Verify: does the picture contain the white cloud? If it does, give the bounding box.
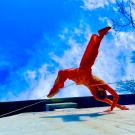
[124,62,135,79]
[98,17,113,27]
[51,37,83,68]
[19,21,93,99]
[26,64,56,100]
[98,16,135,50]
[112,31,135,80]
[112,31,135,50]
[20,18,135,100]
[25,70,37,80]
[52,21,91,69]
[81,0,115,10]
[93,16,135,86]
[131,8,135,25]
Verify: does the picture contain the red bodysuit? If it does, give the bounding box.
[47,27,129,111]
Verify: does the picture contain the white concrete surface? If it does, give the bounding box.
[0,105,135,135]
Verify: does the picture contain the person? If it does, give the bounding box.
[47,27,129,112]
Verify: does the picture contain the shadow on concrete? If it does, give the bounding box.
[40,111,114,122]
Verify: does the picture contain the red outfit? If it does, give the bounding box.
[47,27,129,111]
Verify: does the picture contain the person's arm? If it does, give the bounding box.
[111,94,119,111]
[104,84,119,111]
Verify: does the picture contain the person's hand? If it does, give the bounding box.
[103,107,112,112]
[120,105,129,110]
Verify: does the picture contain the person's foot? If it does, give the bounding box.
[98,27,111,37]
[47,86,59,98]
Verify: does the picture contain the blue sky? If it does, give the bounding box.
[0,0,135,102]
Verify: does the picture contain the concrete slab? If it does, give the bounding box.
[0,105,135,135]
[46,102,78,111]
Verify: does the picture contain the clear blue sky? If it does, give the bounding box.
[0,0,134,102]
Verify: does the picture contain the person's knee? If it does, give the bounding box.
[58,70,64,77]
[58,70,65,76]
[58,70,67,83]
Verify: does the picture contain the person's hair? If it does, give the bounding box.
[96,87,107,99]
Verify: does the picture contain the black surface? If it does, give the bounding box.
[0,94,135,118]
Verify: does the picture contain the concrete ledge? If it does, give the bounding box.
[1,94,135,117]
[46,102,78,111]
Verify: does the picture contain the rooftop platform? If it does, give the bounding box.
[0,104,135,135]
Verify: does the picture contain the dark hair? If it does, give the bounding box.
[96,87,107,99]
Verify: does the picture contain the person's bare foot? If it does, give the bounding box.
[47,86,59,98]
[98,27,111,37]
[47,90,55,98]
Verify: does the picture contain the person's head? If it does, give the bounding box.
[96,87,107,100]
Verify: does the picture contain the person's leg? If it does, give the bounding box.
[98,27,111,38]
[47,70,68,98]
[47,68,77,98]
[79,27,111,70]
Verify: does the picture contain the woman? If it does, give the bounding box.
[47,27,129,112]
